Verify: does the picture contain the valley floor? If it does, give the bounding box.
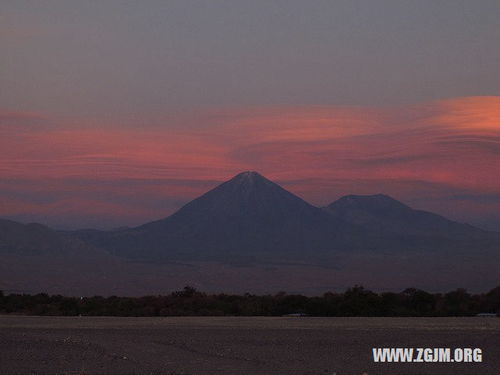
[1,316,499,374]
[1,253,499,296]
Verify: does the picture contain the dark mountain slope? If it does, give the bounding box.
[0,219,66,255]
[324,194,485,237]
[324,194,500,253]
[0,219,98,256]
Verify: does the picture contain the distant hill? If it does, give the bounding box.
[323,194,500,253]
[324,194,485,238]
[0,219,67,255]
[0,218,102,257]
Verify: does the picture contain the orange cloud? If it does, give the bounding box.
[433,96,500,130]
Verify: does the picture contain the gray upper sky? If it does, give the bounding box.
[2,0,500,118]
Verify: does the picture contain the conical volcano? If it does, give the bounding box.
[155,171,329,231]
[96,171,356,261]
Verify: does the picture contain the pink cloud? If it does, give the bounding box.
[0,97,499,228]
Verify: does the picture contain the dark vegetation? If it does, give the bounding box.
[1,286,499,317]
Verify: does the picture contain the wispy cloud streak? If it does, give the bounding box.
[0,96,499,229]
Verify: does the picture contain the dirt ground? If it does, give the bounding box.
[1,316,499,375]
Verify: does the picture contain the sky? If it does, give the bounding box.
[1,1,500,230]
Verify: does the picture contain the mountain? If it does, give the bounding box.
[324,194,484,237]
[84,171,362,262]
[0,219,67,255]
[323,194,498,252]
[0,218,98,256]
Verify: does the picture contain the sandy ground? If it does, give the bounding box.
[1,316,499,375]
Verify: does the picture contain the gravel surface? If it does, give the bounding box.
[1,316,499,374]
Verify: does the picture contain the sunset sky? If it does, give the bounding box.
[1,1,500,230]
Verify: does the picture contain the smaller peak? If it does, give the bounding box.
[369,194,398,201]
[328,194,409,210]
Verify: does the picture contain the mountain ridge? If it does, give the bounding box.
[2,171,498,263]
[65,171,499,263]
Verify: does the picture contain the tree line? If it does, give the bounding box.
[0,286,499,317]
